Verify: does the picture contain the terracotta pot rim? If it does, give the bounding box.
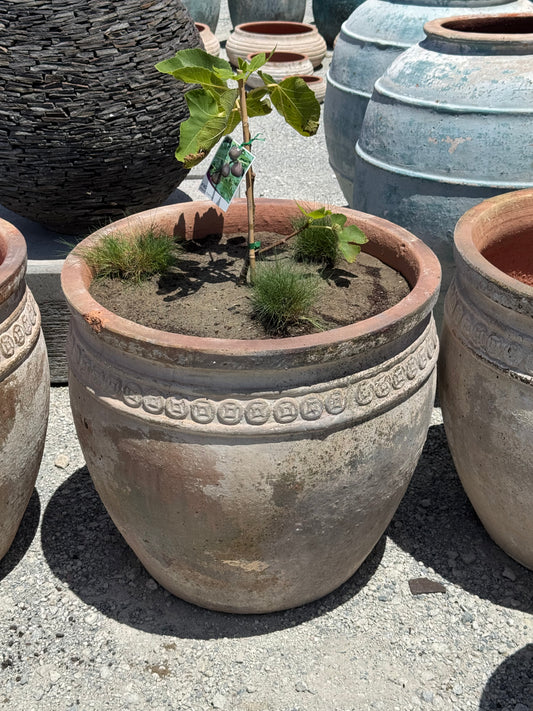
[0,218,26,298]
[454,188,533,298]
[424,13,533,45]
[246,51,310,62]
[236,20,316,36]
[61,198,441,357]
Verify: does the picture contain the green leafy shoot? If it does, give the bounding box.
[155,48,320,168]
[293,203,368,264]
[251,260,322,335]
[79,228,177,283]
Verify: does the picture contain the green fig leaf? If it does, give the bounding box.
[246,52,268,75]
[338,225,369,263]
[175,87,239,167]
[246,87,273,117]
[259,74,320,137]
[156,49,232,93]
[329,213,347,228]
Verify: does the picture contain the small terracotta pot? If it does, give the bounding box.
[245,51,314,88]
[226,21,327,69]
[286,74,326,102]
[196,22,220,56]
[62,198,441,613]
[0,219,49,562]
[439,188,533,569]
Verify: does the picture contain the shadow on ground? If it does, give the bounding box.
[388,423,533,613]
[41,466,384,639]
[479,644,533,710]
[0,490,40,582]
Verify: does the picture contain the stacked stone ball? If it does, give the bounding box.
[0,0,200,233]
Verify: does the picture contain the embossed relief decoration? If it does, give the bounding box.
[71,322,439,433]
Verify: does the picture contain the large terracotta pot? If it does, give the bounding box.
[61,199,441,613]
[183,0,221,32]
[324,0,529,205]
[0,219,49,561]
[228,0,306,26]
[352,13,533,329]
[0,0,200,233]
[226,21,327,68]
[439,189,533,570]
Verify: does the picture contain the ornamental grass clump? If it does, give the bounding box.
[250,261,322,334]
[81,229,177,283]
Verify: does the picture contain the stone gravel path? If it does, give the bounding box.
[1,2,532,710]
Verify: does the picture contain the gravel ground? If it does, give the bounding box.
[1,2,532,710]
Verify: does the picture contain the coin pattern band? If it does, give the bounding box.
[446,281,533,384]
[70,319,439,435]
[0,290,40,382]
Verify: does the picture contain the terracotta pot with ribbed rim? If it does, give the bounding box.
[0,219,49,562]
[61,198,441,614]
[245,51,314,88]
[196,22,220,56]
[226,21,327,69]
[439,189,533,570]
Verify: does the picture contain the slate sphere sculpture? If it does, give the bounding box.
[0,0,200,234]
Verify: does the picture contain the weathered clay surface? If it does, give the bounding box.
[0,219,49,561]
[62,198,441,613]
[226,21,327,68]
[439,188,533,570]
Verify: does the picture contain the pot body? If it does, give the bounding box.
[246,52,314,88]
[0,0,200,233]
[352,13,533,329]
[312,0,361,47]
[183,0,221,31]
[226,21,327,68]
[62,199,441,613]
[228,0,306,26]
[0,219,49,561]
[324,0,530,204]
[439,189,533,569]
[197,22,221,56]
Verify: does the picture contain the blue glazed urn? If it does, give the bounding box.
[323,0,531,204]
[353,13,533,327]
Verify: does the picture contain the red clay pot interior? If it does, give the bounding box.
[239,21,313,35]
[441,15,533,35]
[482,230,533,286]
[248,51,307,62]
[461,193,533,288]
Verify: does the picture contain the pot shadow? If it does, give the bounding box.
[388,423,533,613]
[0,490,40,582]
[41,466,384,639]
[479,645,533,710]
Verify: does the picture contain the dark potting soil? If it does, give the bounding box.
[482,230,533,287]
[90,232,411,339]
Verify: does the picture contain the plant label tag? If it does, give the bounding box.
[199,137,255,212]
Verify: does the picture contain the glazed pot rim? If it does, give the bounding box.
[61,198,441,357]
[454,188,533,298]
[0,218,26,296]
[236,20,316,35]
[424,13,533,46]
